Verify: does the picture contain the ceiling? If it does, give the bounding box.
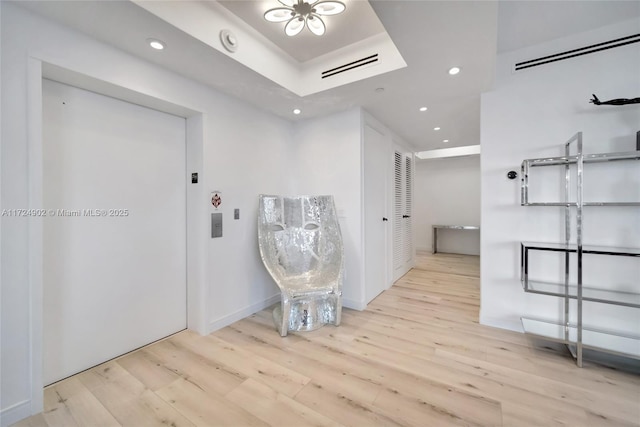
[14,1,640,152]
[497,1,640,54]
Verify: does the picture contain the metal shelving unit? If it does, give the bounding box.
[519,132,640,367]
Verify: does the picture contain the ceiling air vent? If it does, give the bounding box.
[514,33,640,72]
[321,54,379,79]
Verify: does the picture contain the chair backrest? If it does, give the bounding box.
[258,195,344,287]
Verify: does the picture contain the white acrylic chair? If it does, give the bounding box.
[258,195,344,336]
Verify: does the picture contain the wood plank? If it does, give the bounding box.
[214,322,382,405]
[431,349,640,424]
[116,348,181,392]
[155,378,268,427]
[372,388,501,427]
[292,333,505,427]
[307,333,591,424]
[145,336,247,396]
[225,378,343,427]
[293,381,405,427]
[172,332,311,398]
[43,377,119,427]
[80,361,194,427]
[10,413,49,427]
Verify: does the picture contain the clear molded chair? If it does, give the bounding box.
[258,195,344,336]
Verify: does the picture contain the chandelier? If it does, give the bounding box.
[264,0,346,37]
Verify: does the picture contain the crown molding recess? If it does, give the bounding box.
[416,145,481,160]
[132,0,406,97]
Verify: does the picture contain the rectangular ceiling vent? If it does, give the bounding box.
[514,33,640,72]
[321,54,379,79]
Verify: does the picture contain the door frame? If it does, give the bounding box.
[27,57,207,414]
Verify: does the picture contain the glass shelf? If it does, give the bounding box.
[521,317,640,359]
[522,280,640,308]
[522,202,640,207]
[521,242,640,256]
[521,150,640,206]
[523,151,640,167]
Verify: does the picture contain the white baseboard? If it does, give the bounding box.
[1,400,32,427]
[208,294,280,333]
[479,315,523,333]
[343,298,366,311]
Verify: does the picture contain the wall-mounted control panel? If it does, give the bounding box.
[211,212,223,238]
[234,208,240,220]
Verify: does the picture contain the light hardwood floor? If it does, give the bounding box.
[14,252,640,427]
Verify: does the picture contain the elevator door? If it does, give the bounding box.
[43,79,187,385]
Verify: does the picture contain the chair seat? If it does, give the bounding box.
[280,275,339,294]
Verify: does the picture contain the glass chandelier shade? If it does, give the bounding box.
[264,0,346,36]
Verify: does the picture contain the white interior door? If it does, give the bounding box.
[364,124,389,303]
[43,79,187,385]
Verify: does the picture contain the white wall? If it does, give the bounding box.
[480,18,640,332]
[291,108,365,309]
[1,3,293,422]
[413,155,481,255]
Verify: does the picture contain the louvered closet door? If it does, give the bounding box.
[393,152,403,271]
[403,155,413,263]
[393,150,414,279]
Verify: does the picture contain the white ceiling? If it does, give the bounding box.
[14,1,640,152]
[497,1,640,53]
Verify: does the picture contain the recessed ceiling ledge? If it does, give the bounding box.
[132,0,406,98]
[416,145,481,160]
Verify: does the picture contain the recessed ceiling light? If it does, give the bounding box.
[448,67,461,75]
[375,87,385,93]
[434,127,441,131]
[147,38,165,50]
[443,139,449,143]
[419,107,428,112]
[293,109,301,115]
